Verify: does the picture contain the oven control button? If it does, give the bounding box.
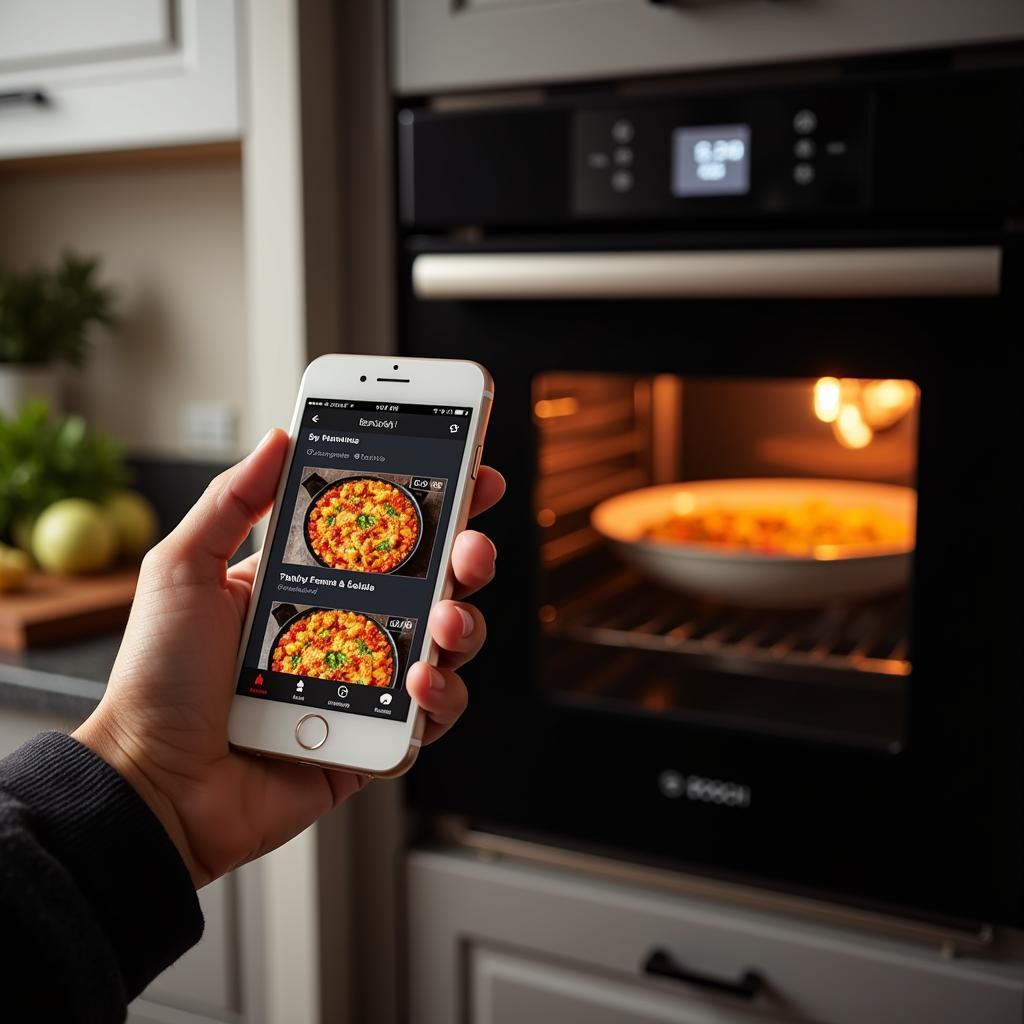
[295,713,329,750]
[658,769,685,799]
[793,163,815,186]
[611,170,634,192]
[793,138,816,159]
[611,119,634,144]
[793,109,817,134]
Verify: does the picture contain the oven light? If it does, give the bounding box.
[814,376,916,448]
[835,403,874,449]
[814,377,842,423]
[861,379,917,429]
[534,397,580,419]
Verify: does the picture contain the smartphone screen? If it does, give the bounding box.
[235,398,474,724]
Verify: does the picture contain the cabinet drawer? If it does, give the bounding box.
[0,0,240,159]
[394,0,1024,95]
[408,850,1024,1024]
[471,945,794,1024]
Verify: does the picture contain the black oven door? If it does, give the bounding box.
[401,235,1020,929]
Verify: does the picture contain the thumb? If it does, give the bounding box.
[159,428,290,580]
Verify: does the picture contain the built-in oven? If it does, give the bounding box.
[396,61,1022,929]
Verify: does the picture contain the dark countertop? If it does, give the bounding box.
[0,631,120,719]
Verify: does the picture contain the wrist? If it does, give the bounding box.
[73,711,203,888]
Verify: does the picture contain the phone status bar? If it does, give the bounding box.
[306,398,472,416]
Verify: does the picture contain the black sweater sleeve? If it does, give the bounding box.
[0,731,204,1023]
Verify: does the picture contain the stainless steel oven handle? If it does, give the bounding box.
[412,248,1001,300]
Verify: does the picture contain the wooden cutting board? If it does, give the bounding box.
[0,568,138,651]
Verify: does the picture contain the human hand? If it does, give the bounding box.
[74,429,504,888]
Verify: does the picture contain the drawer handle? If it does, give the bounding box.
[643,948,763,1000]
[0,89,49,108]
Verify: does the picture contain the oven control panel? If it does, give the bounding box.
[572,91,871,217]
[399,69,1020,227]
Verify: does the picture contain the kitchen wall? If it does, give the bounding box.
[0,157,248,458]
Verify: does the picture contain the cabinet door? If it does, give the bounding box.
[393,0,1024,94]
[470,946,787,1024]
[0,1,173,72]
[0,0,240,159]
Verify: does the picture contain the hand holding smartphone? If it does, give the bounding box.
[229,355,493,777]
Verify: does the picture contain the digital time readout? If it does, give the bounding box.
[672,123,751,197]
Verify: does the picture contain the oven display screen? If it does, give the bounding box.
[671,124,751,197]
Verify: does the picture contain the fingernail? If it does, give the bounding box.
[244,429,275,462]
[427,665,446,691]
[455,606,474,637]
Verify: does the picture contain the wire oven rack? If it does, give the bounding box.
[542,571,910,689]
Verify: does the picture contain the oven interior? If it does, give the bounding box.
[535,373,920,752]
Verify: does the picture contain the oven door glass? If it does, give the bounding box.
[535,373,919,751]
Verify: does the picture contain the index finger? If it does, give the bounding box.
[468,466,505,519]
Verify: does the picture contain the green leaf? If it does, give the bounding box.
[375,539,392,552]
[0,400,130,536]
[356,513,377,529]
[325,651,349,670]
[0,250,117,367]
[355,639,372,655]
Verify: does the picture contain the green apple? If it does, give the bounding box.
[32,499,117,575]
[104,490,158,559]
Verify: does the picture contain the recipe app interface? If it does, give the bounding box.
[236,397,474,724]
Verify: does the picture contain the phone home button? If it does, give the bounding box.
[295,714,329,750]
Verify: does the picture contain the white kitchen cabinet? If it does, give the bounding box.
[408,849,1024,1024]
[393,0,1024,95]
[0,0,241,159]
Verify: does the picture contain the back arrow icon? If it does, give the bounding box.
[312,414,319,422]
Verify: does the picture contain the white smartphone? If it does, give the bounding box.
[228,354,493,777]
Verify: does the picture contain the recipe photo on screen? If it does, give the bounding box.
[236,397,473,724]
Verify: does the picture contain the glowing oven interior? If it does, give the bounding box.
[534,374,920,750]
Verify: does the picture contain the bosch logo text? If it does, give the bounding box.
[658,770,751,808]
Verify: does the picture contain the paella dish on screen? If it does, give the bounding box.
[306,477,420,573]
[271,609,396,686]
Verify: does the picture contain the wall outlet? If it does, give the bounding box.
[183,401,238,452]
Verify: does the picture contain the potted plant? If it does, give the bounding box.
[0,251,117,416]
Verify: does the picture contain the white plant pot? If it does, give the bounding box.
[0,364,61,418]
